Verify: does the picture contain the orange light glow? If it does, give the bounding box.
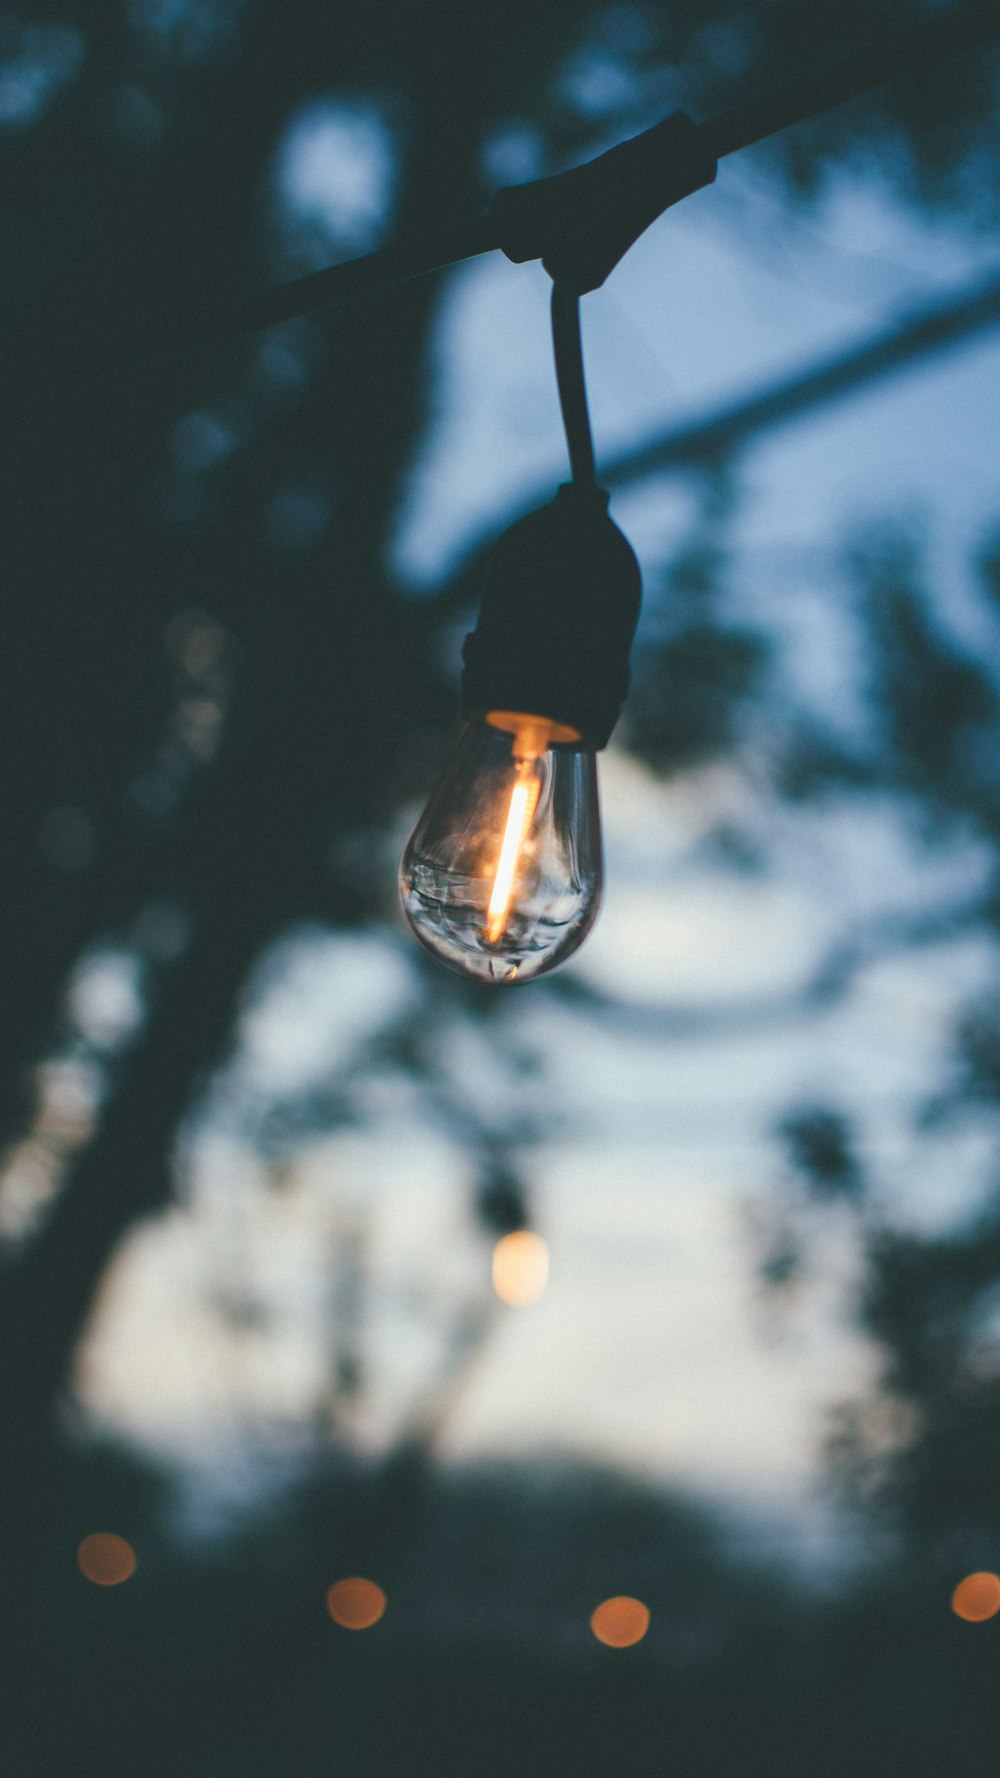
[590,1595,650,1648]
[326,1576,387,1630]
[77,1533,137,1587]
[952,1572,1000,1622]
[486,770,541,943]
[485,710,581,748]
[492,1230,549,1306]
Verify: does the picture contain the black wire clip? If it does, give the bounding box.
[486,111,717,296]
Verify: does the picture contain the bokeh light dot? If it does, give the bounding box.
[492,1230,549,1306]
[77,1533,137,1587]
[326,1576,387,1629]
[952,1572,1000,1622]
[590,1595,650,1648]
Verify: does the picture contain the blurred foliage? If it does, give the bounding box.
[2,0,1000,1770]
[624,476,773,775]
[15,1434,1000,1778]
[780,1105,863,1200]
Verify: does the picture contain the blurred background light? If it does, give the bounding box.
[590,1594,650,1647]
[491,1231,550,1306]
[326,1576,387,1629]
[76,1533,137,1587]
[951,1572,1000,1623]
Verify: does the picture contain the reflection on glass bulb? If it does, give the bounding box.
[400,710,602,984]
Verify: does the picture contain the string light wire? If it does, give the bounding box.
[551,284,597,488]
[239,1,1000,333]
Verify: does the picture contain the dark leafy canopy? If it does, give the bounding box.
[2,1,1000,1773]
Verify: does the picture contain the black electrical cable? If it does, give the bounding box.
[551,284,596,488]
[240,214,497,332]
[239,0,1000,332]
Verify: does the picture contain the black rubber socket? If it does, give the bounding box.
[461,485,642,751]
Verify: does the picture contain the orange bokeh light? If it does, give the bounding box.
[492,1230,549,1306]
[952,1572,1000,1622]
[590,1595,650,1648]
[326,1576,387,1630]
[77,1533,137,1587]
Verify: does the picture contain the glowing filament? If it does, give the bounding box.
[487,768,541,942]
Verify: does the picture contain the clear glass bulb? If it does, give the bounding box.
[400,710,603,984]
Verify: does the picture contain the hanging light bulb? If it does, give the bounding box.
[400,480,641,984]
[400,708,601,983]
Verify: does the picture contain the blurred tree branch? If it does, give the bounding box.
[430,270,1000,625]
